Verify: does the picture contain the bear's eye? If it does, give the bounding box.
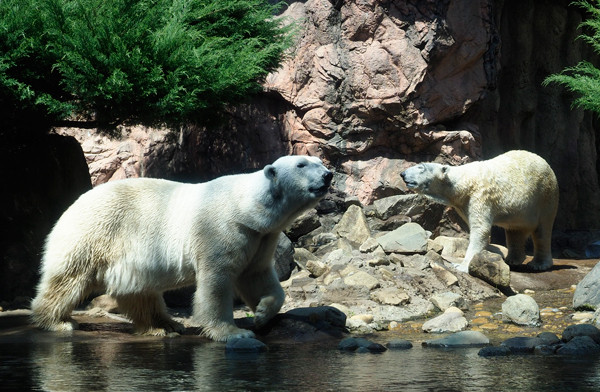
[297,162,306,168]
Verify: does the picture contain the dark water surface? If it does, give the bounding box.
[2,328,600,392]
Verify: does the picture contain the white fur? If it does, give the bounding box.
[401,150,559,272]
[31,155,332,341]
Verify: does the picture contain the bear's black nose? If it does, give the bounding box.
[400,171,406,180]
[324,171,333,185]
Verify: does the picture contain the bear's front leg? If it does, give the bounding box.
[236,267,285,329]
[192,272,255,342]
[457,213,493,273]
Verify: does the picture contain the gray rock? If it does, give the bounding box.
[274,233,295,281]
[423,331,490,348]
[372,194,424,220]
[371,287,410,306]
[468,251,510,288]
[556,336,600,356]
[501,294,541,326]
[285,210,321,241]
[306,259,329,278]
[87,294,119,313]
[262,306,347,342]
[431,236,469,258]
[562,323,600,344]
[422,311,468,333]
[293,247,318,270]
[376,222,430,254]
[537,331,561,346]
[338,337,387,353]
[284,306,347,329]
[430,262,459,287]
[573,261,600,310]
[430,292,467,311]
[343,270,380,291]
[386,339,413,350]
[501,336,546,354]
[225,338,268,353]
[333,205,371,246]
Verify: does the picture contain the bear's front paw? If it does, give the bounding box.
[452,262,470,273]
[48,319,79,332]
[203,324,256,342]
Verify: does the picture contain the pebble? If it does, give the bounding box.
[470,317,489,325]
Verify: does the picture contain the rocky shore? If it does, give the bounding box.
[2,195,600,358]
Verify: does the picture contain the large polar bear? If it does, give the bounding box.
[401,150,558,272]
[31,155,332,341]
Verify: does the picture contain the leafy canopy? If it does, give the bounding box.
[0,0,292,133]
[543,0,600,115]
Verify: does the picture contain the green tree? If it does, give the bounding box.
[0,0,292,135]
[543,0,600,115]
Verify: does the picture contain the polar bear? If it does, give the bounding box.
[31,155,332,341]
[401,150,558,272]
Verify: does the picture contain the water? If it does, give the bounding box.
[2,330,600,392]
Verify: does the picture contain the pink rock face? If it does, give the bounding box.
[263,0,489,203]
[267,0,489,142]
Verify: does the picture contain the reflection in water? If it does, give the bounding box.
[1,332,600,391]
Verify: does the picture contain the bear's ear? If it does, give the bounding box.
[264,165,277,180]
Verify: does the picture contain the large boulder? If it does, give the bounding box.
[501,294,541,326]
[573,261,600,310]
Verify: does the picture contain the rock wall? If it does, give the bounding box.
[62,0,599,231]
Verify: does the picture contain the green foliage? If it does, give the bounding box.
[0,0,292,133]
[543,0,600,115]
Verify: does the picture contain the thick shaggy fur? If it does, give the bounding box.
[401,150,559,272]
[31,155,332,341]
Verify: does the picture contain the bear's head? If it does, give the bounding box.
[263,155,333,205]
[401,162,449,195]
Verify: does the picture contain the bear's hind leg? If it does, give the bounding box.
[504,228,528,267]
[116,293,184,336]
[31,277,91,332]
[528,224,554,271]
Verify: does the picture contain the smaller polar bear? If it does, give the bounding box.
[31,155,332,341]
[401,150,558,272]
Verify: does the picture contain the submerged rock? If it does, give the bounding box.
[225,338,268,353]
[478,346,512,357]
[500,337,546,354]
[423,331,490,348]
[338,337,387,353]
[386,339,413,350]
